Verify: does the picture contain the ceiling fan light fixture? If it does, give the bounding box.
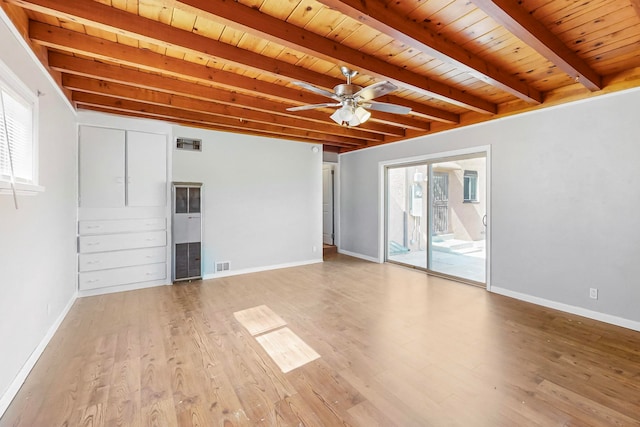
[291,67,408,127]
[330,104,371,127]
[330,105,354,125]
[330,108,344,125]
[352,106,371,125]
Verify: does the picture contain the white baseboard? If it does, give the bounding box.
[491,286,640,332]
[203,258,323,280]
[337,249,381,263]
[0,291,78,417]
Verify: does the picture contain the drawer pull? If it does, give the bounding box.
[87,260,101,265]
[145,255,154,258]
[145,238,155,241]
[87,279,100,283]
[86,225,101,229]
[145,272,155,276]
[87,242,101,246]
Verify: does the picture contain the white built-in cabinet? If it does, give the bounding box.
[79,126,166,208]
[77,125,169,293]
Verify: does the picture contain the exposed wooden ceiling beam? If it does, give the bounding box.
[63,74,386,142]
[36,32,428,132]
[10,0,489,114]
[78,104,349,149]
[184,0,540,105]
[72,93,366,147]
[631,0,640,18]
[32,25,426,134]
[12,0,329,85]
[177,0,498,113]
[471,0,602,91]
[47,53,416,135]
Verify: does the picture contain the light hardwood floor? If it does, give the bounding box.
[2,255,640,426]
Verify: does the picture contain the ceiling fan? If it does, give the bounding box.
[286,66,411,127]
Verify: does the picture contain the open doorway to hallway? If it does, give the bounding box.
[323,163,337,258]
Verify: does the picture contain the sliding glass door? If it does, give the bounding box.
[385,153,487,284]
[387,164,428,269]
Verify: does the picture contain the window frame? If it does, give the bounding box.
[0,58,42,195]
[463,170,478,203]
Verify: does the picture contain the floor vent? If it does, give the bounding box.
[216,261,230,272]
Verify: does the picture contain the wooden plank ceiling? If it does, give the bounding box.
[3,0,640,152]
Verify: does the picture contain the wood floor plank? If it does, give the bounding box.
[213,312,297,404]
[346,400,397,427]
[338,367,427,426]
[272,392,332,426]
[2,254,640,426]
[536,379,640,426]
[105,358,142,427]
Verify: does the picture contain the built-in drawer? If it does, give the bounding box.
[79,218,166,235]
[78,230,166,253]
[79,247,166,272]
[78,263,166,290]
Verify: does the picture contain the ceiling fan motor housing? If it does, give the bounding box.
[333,83,362,98]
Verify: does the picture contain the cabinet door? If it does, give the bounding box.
[79,126,125,208]
[127,131,167,207]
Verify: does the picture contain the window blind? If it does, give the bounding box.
[0,87,33,183]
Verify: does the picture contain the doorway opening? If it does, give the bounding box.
[322,163,337,258]
[385,152,488,285]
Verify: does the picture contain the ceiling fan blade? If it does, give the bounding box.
[361,101,411,115]
[286,102,342,112]
[292,81,339,99]
[355,81,398,100]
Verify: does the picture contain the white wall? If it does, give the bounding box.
[0,12,78,411]
[172,126,323,276]
[340,88,640,328]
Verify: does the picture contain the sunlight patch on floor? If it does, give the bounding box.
[234,305,320,373]
[256,327,321,373]
[233,304,287,336]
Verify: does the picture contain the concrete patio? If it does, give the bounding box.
[388,240,486,283]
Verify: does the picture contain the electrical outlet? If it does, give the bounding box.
[589,288,598,300]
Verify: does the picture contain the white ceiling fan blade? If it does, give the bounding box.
[361,101,411,115]
[286,102,342,112]
[355,81,398,100]
[292,81,339,99]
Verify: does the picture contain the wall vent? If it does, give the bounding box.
[216,261,231,272]
[176,137,202,151]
